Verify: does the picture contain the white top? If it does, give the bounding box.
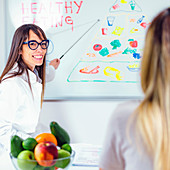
[46,65,55,82]
[99,100,153,170]
[0,63,42,152]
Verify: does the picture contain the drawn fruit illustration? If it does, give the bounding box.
[50,121,70,147]
[17,150,37,169]
[35,133,58,146]
[11,135,24,158]
[22,137,38,150]
[34,141,58,167]
[93,44,102,51]
[55,149,71,169]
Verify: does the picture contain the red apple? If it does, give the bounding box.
[34,141,58,167]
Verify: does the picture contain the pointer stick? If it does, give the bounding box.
[60,19,100,59]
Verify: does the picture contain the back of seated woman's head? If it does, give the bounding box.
[141,8,170,96]
[135,7,170,170]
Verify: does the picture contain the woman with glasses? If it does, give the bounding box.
[0,24,54,151]
[99,8,170,170]
[22,36,60,82]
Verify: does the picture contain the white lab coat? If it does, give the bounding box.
[0,63,43,152]
[46,64,55,82]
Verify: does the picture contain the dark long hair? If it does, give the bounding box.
[0,24,47,105]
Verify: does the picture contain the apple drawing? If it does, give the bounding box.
[17,150,37,170]
[34,141,58,167]
[129,40,138,48]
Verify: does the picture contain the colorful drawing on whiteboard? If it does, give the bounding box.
[67,0,150,82]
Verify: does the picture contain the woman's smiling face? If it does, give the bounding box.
[21,30,47,71]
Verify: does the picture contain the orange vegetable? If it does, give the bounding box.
[35,133,57,146]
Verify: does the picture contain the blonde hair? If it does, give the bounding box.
[134,8,170,170]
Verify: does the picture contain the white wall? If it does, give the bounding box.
[0,0,5,74]
[40,100,124,145]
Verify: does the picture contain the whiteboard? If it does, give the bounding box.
[5,0,170,100]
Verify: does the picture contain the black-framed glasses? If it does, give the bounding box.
[23,40,49,50]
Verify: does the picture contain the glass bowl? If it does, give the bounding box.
[10,150,75,170]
